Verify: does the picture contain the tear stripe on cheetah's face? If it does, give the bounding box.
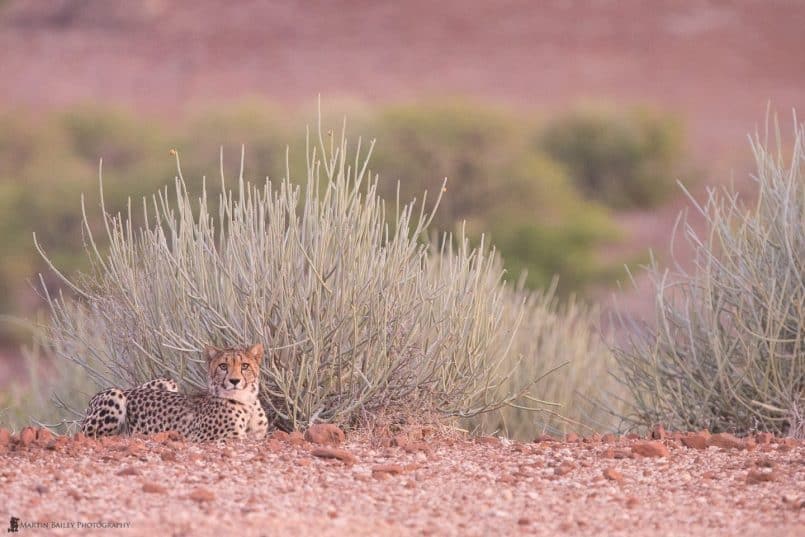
[205,343,263,405]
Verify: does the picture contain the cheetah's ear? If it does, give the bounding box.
[204,345,220,363]
[247,343,264,363]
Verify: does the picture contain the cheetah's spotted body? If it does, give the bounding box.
[80,344,268,441]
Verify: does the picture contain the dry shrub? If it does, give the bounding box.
[615,118,804,437]
[35,117,616,434]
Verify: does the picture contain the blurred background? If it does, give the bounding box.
[1,0,803,391]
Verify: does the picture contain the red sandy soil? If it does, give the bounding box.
[1,426,803,536]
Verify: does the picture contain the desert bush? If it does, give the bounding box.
[33,118,616,433]
[614,119,805,437]
[541,106,684,209]
[463,290,622,438]
[0,311,97,431]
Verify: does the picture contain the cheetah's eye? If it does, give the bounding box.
[218,363,227,371]
[241,363,250,371]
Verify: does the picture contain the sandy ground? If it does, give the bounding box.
[1,427,803,536]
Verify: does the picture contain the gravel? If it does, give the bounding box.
[1,428,803,536]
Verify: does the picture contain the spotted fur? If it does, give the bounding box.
[80,344,268,441]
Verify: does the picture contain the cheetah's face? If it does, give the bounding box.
[205,344,263,401]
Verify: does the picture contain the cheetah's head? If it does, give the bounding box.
[204,343,263,403]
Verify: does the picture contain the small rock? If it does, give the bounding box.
[625,496,639,509]
[269,430,290,442]
[67,489,82,501]
[19,427,36,447]
[708,432,744,450]
[125,442,145,457]
[497,474,517,485]
[534,434,557,443]
[517,517,530,526]
[304,424,345,446]
[565,432,579,443]
[755,432,773,445]
[311,447,356,465]
[34,484,48,495]
[651,424,666,440]
[601,433,619,443]
[746,469,777,485]
[782,495,804,509]
[0,428,10,446]
[631,441,669,458]
[372,464,404,477]
[681,431,709,450]
[603,448,631,459]
[160,451,177,462]
[46,437,69,451]
[288,431,306,445]
[116,466,140,476]
[603,467,624,483]
[36,428,54,445]
[475,436,501,446]
[265,439,282,453]
[554,462,575,476]
[188,487,215,502]
[142,482,167,494]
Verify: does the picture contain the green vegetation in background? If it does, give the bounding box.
[365,103,624,291]
[0,101,687,343]
[541,106,685,209]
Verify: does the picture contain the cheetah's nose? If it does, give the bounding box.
[229,378,241,386]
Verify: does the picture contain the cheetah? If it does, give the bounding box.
[80,344,268,441]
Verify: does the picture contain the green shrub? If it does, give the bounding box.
[541,106,684,209]
[368,103,621,294]
[366,102,530,230]
[614,120,805,437]
[33,119,616,434]
[0,111,93,327]
[179,102,298,183]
